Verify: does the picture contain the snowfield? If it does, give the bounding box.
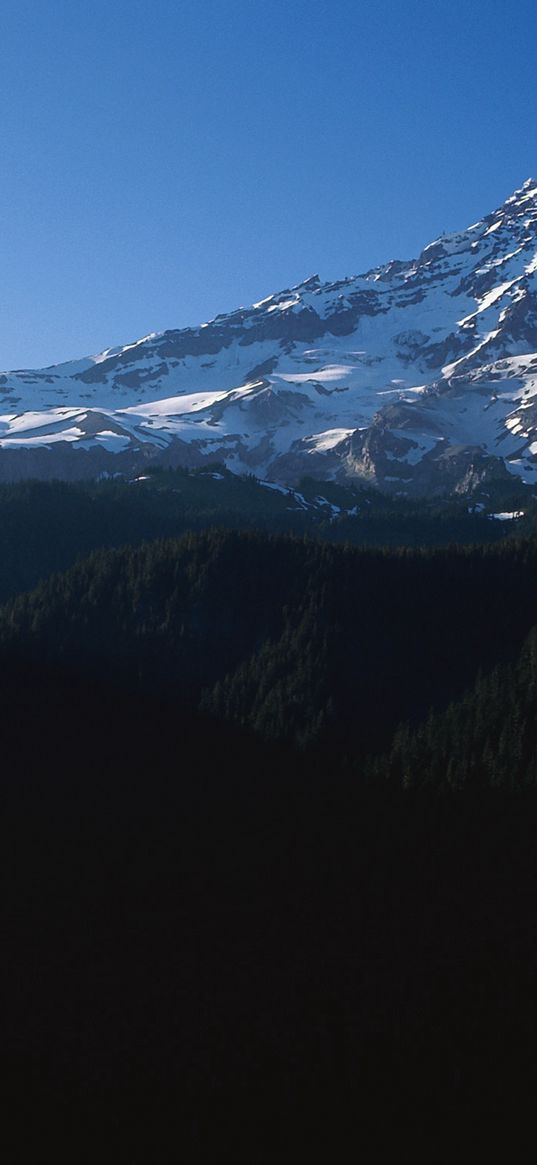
[2,180,537,493]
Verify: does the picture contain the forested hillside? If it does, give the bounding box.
[3,529,537,764]
[4,495,537,1155]
[375,624,537,789]
[0,469,520,602]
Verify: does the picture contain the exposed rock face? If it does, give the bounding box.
[3,180,537,494]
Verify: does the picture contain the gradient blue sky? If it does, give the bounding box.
[1,0,536,368]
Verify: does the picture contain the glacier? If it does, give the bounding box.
[2,180,537,493]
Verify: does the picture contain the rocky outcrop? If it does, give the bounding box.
[3,180,537,496]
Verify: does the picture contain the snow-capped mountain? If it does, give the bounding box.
[3,179,537,493]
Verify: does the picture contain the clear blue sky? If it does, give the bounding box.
[1,0,536,368]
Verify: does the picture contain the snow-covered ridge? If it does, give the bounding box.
[2,180,537,494]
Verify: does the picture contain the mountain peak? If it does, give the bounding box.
[504,178,537,206]
[3,181,537,498]
[295,274,322,290]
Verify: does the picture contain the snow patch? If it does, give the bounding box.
[489,511,524,520]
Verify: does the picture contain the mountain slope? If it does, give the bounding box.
[3,180,537,493]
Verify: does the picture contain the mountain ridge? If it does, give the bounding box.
[2,179,537,493]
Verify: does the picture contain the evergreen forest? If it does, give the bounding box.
[3,471,537,1157]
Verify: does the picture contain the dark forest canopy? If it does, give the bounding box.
[3,478,537,1154]
[0,467,524,602]
[2,524,537,785]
